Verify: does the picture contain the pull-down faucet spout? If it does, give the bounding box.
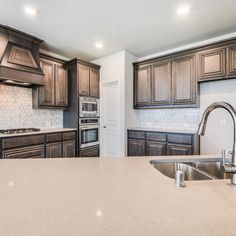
[198,102,236,185]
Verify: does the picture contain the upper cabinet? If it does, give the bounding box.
[78,63,100,98]
[172,54,196,105]
[33,54,68,109]
[134,65,151,107]
[134,52,198,109]
[198,47,226,81]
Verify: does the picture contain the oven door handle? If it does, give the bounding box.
[80,125,100,130]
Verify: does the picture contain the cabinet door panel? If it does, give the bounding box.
[152,61,171,105]
[79,146,99,157]
[172,54,196,105]
[38,59,55,106]
[134,66,151,107]
[2,145,45,159]
[198,48,226,80]
[90,68,100,97]
[128,139,145,156]
[78,65,90,96]
[146,141,166,156]
[227,46,236,76]
[55,65,68,107]
[46,142,62,158]
[167,144,192,156]
[63,140,76,157]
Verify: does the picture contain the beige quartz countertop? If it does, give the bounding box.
[0,155,236,236]
[0,128,77,138]
[128,127,198,134]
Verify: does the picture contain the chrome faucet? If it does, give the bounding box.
[198,102,236,185]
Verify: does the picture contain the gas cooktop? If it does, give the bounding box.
[0,128,41,135]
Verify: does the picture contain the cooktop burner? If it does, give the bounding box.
[0,128,41,135]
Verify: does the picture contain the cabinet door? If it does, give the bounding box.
[134,66,151,107]
[2,145,45,159]
[55,64,68,107]
[89,68,100,97]
[46,142,62,158]
[38,59,55,106]
[79,146,99,157]
[227,46,236,76]
[198,48,226,81]
[78,65,90,96]
[152,61,171,105]
[128,139,145,156]
[172,54,196,105]
[167,144,192,156]
[146,141,166,156]
[63,140,76,157]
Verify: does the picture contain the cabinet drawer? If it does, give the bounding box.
[167,134,192,145]
[146,132,166,142]
[2,145,45,159]
[80,147,99,157]
[46,133,62,143]
[63,131,76,141]
[128,131,145,140]
[2,135,45,149]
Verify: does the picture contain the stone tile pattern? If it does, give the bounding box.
[135,108,200,132]
[0,85,63,129]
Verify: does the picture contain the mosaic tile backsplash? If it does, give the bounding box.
[134,108,200,131]
[0,85,63,129]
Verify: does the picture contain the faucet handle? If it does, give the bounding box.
[222,149,231,165]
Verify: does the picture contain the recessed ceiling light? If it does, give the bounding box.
[23,6,37,16]
[95,42,104,49]
[177,5,190,16]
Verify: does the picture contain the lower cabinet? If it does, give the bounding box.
[127,130,199,157]
[0,130,77,159]
[63,140,76,157]
[167,144,192,156]
[2,145,45,159]
[146,141,167,156]
[79,146,100,157]
[46,142,62,158]
[128,139,145,156]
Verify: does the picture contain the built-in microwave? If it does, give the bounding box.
[79,97,99,118]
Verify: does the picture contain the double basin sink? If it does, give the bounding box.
[150,158,230,181]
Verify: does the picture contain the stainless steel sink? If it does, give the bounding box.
[150,159,231,181]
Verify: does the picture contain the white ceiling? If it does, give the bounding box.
[0,0,236,60]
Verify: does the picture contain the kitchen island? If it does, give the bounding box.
[0,155,236,236]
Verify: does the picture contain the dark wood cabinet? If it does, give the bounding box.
[128,139,146,156]
[167,144,192,156]
[152,61,171,105]
[78,64,100,98]
[198,47,226,81]
[172,54,196,105]
[90,68,100,97]
[133,53,198,109]
[46,142,62,158]
[127,130,199,157]
[63,140,76,157]
[79,146,99,157]
[33,54,68,109]
[2,145,45,159]
[146,141,166,156]
[0,130,77,159]
[134,66,151,107]
[55,64,68,107]
[227,45,236,76]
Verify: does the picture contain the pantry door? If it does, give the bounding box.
[100,81,122,157]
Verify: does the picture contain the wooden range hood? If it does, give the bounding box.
[0,25,44,87]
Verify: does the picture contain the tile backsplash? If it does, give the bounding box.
[134,108,200,131]
[0,85,63,129]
